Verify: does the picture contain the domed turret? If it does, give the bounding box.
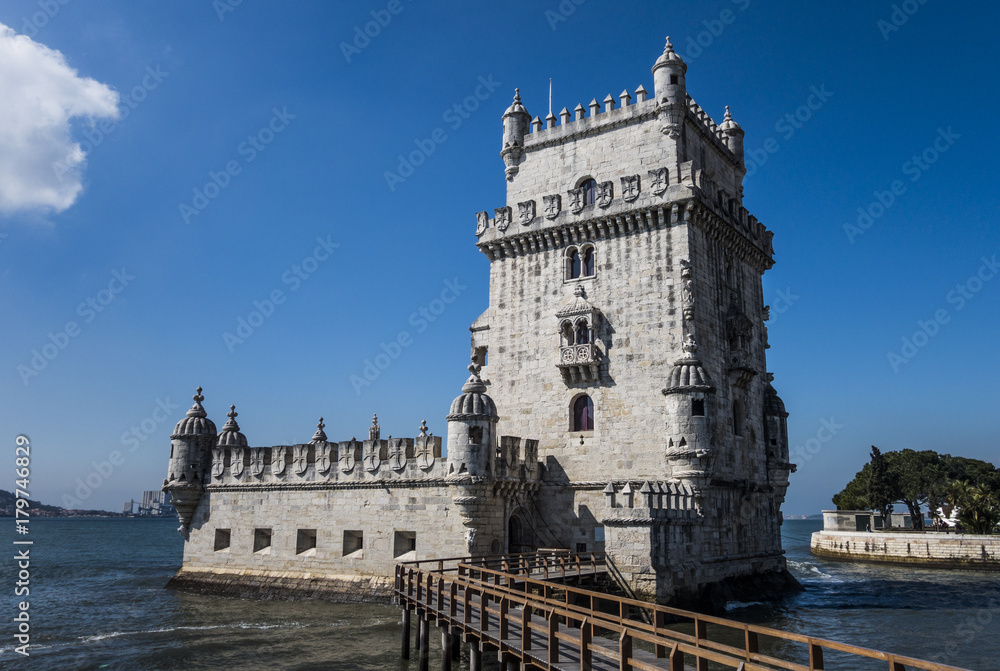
[651,36,687,105]
[719,106,745,166]
[217,405,247,447]
[164,387,217,537]
[500,89,531,180]
[763,373,793,489]
[662,337,716,494]
[446,360,498,480]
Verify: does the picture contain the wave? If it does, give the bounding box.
[725,600,767,611]
[787,559,842,582]
[77,621,310,644]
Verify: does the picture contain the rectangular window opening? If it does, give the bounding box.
[393,530,417,559]
[296,529,317,556]
[576,542,587,553]
[343,530,364,557]
[691,399,705,416]
[214,528,231,552]
[253,528,272,554]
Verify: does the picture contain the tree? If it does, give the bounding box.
[832,466,870,510]
[867,446,899,529]
[886,449,941,531]
[948,481,1000,534]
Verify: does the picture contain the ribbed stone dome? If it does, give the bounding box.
[719,106,742,132]
[653,37,687,71]
[503,89,528,117]
[447,363,498,419]
[217,405,247,447]
[173,387,218,437]
[764,382,787,417]
[663,336,714,393]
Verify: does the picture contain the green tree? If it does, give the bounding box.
[948,481,1000,534]
[886,449,941,531]
[832,465,870,510]
[867,446,899,529]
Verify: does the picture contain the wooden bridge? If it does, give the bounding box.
[395,551,971,671]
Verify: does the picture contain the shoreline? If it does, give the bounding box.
[811,530,1000,571]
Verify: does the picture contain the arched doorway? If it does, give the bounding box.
[507,512,533,555]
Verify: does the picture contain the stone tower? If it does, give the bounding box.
[469,37,796,604]
[163,387,217,537]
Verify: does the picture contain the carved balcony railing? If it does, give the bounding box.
[558,343,600,384]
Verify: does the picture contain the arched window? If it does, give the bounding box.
[566,247,581,279]
[561,321,575,347]
[581,179,596,206]
[572,395,594,432]
[582,246,595,276]
[732,400,743,437]
[575,320,591,345]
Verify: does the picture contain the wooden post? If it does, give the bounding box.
[670,646,685,671]
[418,614,430,671]
[401,608,411,659]
[580,617,591,670]
[654,610,668,658]
[547,612,560,664]
[695,618,709,671]
[619,630,633,671]
[441,628,452,671]
[809,642,825,670]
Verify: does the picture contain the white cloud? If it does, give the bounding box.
[0,23,119,216]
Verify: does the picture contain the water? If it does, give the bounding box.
[0,518,995,670]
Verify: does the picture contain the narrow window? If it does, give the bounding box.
[575,321,591,345]
[468,426,483,445]
[581,179,596,206]
[253,528,272,554]
[561,322,575,346]
[393,530,417,558]
[582,247,595,276]
[343,530,364,556]
[568,249,581,279]
[691,399,705,417]
[214,529,231,552]
[572,395,594,432]
[296,529,317,555]
[733,401,743,437]
[670,74,679,85]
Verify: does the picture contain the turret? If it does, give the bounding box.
[446,361,498,480]
[500,89,531,181]
[661,336,716,494]
[719,105,745,166]
[763,373,795,491]
[652,36,687,105]
[163,387,217,536]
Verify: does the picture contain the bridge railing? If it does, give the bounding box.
[396,552,971,671]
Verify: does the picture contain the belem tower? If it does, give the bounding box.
[164,37,798,607]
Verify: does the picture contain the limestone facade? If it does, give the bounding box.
[164,37,796,605]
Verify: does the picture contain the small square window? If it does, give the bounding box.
[297,529,317,556]
[343,530,364,557]
[692,399,705,416]
[253,528,272,554]
[576,543,587,553]
[214,529,231,552]
[393,530,417,558]
[670,74,679,85]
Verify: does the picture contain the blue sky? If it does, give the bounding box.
[0,0,996,515]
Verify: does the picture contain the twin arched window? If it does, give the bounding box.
[561,319,592,346]
[566,245,596,280]
[572,395,594,432]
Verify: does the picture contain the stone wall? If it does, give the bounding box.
[811,531,1000,570]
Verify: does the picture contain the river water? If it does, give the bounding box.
[0,518,995,670]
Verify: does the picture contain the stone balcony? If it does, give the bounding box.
[558,343,600,383]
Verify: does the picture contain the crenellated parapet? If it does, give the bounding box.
[601,480,701,526]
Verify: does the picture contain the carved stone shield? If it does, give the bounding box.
[211,449,225,479]
[316,444,333,474]
[621,175,640,202]
[293,445,309,476]
[339,440,357,473]
[364,450,381,473]
[543,194,561,220]
[249,448,264,477]
[649,168,668,195]
[596,181,614,208]
[494,207,511,232]
[475,211,489,236]
[231,447,245,478]
[568,188,584,214]
[272,446,287,476]
[518,200,535,226]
